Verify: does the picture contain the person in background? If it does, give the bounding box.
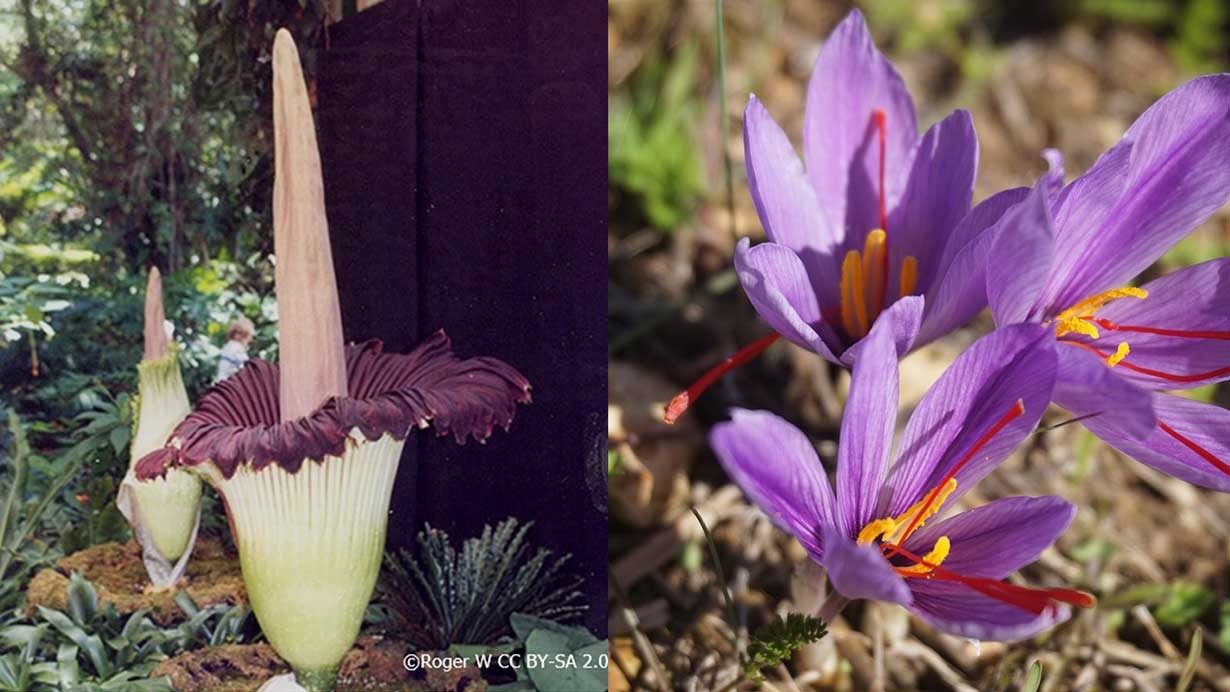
[215,317,254,382]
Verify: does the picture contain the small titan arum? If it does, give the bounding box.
[983,75,1230,491]
[115,267,202,587]
[136,30,530,692]
[666,9,1023,423]
[711,321,1095,641]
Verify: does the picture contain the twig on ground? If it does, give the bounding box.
[891,639,980,692]
[1130,605,1182,660]
[611,484,741,588]
[609,566,671,692]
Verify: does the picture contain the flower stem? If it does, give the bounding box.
[817,592,849,623]
[293,665,339,692]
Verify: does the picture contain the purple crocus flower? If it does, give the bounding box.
[666,9,1020,423]
[984,74,1230,491]
[710,320,1095,640]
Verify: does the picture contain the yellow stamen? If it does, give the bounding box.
[883,477,957,545]
[1054,286,1148,339]
[857,518,897,546]
[840,250,869,338]
[833,230,922,338]
[862,229,887,316]
[900,256,917,297]
[1106,341,1130,367]
[855,477,958,547]
[896,535,950,575]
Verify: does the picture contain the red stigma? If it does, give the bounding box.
[873,109,889,311]
[1158,420,1230,476]
[1062,340,1230,383]
[873,109,887,233]
[888,544,1095,615]
[884,400,1025,554]
[663,332,781,424]
[1088,318,1230,341]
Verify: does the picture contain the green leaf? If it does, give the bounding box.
[524,629,608,692]
[56,643,80,687]
[743,613,828,682]
[1219,602,1230,651]
[109,425,130,456]
[1022,660,1043,692]
[1175,628,1202,692]
[66,572,100,624]
[511,613,596,650]
[1154,581,1215,627]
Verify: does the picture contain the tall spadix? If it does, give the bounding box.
[272,27,347,421]
[116,267,201,587]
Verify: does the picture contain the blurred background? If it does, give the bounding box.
[608,1,1230,690]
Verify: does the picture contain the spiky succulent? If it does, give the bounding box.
[381,518,586,651]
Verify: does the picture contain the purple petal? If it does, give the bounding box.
[1082,392,1230,492]
[988,171,1056,325]
[855,294,925,364]
[883,324,1057,516]
[820,524,912,605]
[1051,344,1156,440]
[803,9,917,239]
[1043,75,1230,310]
[916,187,1030,346]
[887,109,977,294]
[908,580,1070,642]
[710,409,838,558]
[734,239,841,363]
[1080,258,1230,390]
[902,496,1075,579]
[1041,149,1066,201]
[744,95,840,308]
[834,316,898,536]
[1036,142,1132,311]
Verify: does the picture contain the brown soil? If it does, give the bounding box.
[150,637,488,692]
[25,537,245,624]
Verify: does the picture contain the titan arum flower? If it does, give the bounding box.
[135,30,530,691]
[116,267,202,588]
[665,9,1021,423]
[984,74,1230,491]
[711,321,1095,641]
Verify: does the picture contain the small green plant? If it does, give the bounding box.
[0,411,104,617]
[608,41,706,232]
[692,509,828,685]
[381,518,586,651]
[1154,581,1215,627]
[0,572,250,691]
[168,591,252,650]
[743,613,828,682]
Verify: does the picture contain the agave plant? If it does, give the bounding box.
[116,268,202,588]
[135,30,530,691]
[382,518,586,651]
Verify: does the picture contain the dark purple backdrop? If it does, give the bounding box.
[316,0,606,634]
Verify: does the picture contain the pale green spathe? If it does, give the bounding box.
[207,433,403,680]
[121,346,202,566]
